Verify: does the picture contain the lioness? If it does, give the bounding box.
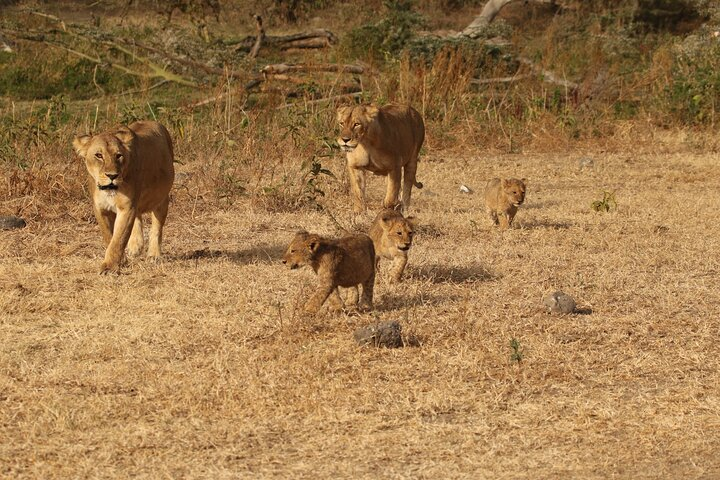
[72,121,175,274]
[336,103,424,213]
[484,177,527,229]
[368,208,417,283]
[282,231,375,314]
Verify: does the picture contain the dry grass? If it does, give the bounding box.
[2,147,720,478]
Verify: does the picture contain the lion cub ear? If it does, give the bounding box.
[72,134,92,158]
[520,178,528,185]
[405,216,419,228]
[501,178,511,188]
[114,126,135,148]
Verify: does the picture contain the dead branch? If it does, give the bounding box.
[518,57,578,90]
[234,29,336,53]
[248,14,265,59]
[277,92,363,110]
[261,63,366,75]
[459,0,559,38]
[470,74,531,85]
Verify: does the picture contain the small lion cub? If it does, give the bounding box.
[484,177,527,229]
[282,231,376,314]
[368,209,417,283]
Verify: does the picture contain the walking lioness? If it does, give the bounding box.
[72,121,174,274]
[336,103,424,212]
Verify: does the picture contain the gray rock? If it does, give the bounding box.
[543,291,576,314]
[0,216,26,230]
[459,184,473,194]
[578,157,594,170]
[354,321,403,348]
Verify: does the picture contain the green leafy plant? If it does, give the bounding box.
[510,338,523,364]
[591,190,617,213]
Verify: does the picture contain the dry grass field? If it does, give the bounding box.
[2,144,720,478]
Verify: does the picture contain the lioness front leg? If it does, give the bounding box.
[303,279,335,315]
[348,166,367,213]
[94,207,116,246]
[148,195,169,260]
[101,208,136,274]
[383,167,402,210]
[127,215,144,258]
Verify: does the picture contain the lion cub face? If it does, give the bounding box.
[336,105,379,152]
[282,231,320,270]
[72,127,135,192]
[380,211,416,252]
[502,178,526,207]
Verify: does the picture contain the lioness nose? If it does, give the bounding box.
[106,173,119,180]
[341,137,351,143]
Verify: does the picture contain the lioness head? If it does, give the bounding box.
[336,105,379,152]
[502,178,527,207]
[72,127,135,192]
[282,231,322,269]
[380,211,417,252]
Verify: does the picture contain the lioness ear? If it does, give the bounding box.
[364,105,379,119]
[114,126,135,148]
[72,134,92,158]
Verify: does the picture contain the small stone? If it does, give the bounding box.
[354,321,403,348]
[543,291,576,314]
[0,216,26,230]
[459,184,473,194]
[578,157,594,170]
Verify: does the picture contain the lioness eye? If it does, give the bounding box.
[115,154,123,161]
[353,123,361,127]
[94,152,103,159]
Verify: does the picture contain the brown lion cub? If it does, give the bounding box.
[368,209,417,283]
[282,231,376,314]
[72,121,174,274]
[484,177,527,229]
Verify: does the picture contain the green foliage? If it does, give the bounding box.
[665,39,720,125]
[343,0,426,62]
[509,338,523,364]
[591,191,617,213]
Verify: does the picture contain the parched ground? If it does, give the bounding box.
[1,151,719,478]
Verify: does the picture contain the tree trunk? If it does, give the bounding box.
[460,0,515,37]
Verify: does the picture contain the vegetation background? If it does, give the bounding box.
[1,0,719,477]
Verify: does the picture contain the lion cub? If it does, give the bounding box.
[484,177,527,229]
[282,231,376,314]
[368,209,417,283]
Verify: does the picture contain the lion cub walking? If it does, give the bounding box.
[484,178,527,229]
[72,121,174,274]
[282,231,376,314]
[368,209,417,283]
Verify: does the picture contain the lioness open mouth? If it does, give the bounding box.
[398,246,410,251]
[98,184,119,191]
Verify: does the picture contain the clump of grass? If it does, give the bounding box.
[510,338,523,364]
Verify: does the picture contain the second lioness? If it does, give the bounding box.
[336,103,425,212]
[282,231,376,314]
[369,209,417,283]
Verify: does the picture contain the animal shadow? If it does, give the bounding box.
[409,263,495,284]
[378,291,455,311]
[519,220,573,230]
[174,243,286,265]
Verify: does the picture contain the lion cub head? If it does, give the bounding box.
[370,208,417,255]
[336,104,379,152]
[502,178,527,207]
[282,231,322,270]
[72,127,136,192]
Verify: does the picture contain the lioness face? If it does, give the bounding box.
[73,128,134,192]
[336,105,379,152]
[282,232,320,269]
[502,179,527,207]
[382,216,416,252]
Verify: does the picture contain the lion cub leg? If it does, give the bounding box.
[358,271,375,312]
[327,288,345,312]
[304,278,335,315]
[127,215,145,257]
[147,196,169,259]
[488,208,500,226]
[506,206,518,227]
[382,168,402,210]
[390,255,408,283]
